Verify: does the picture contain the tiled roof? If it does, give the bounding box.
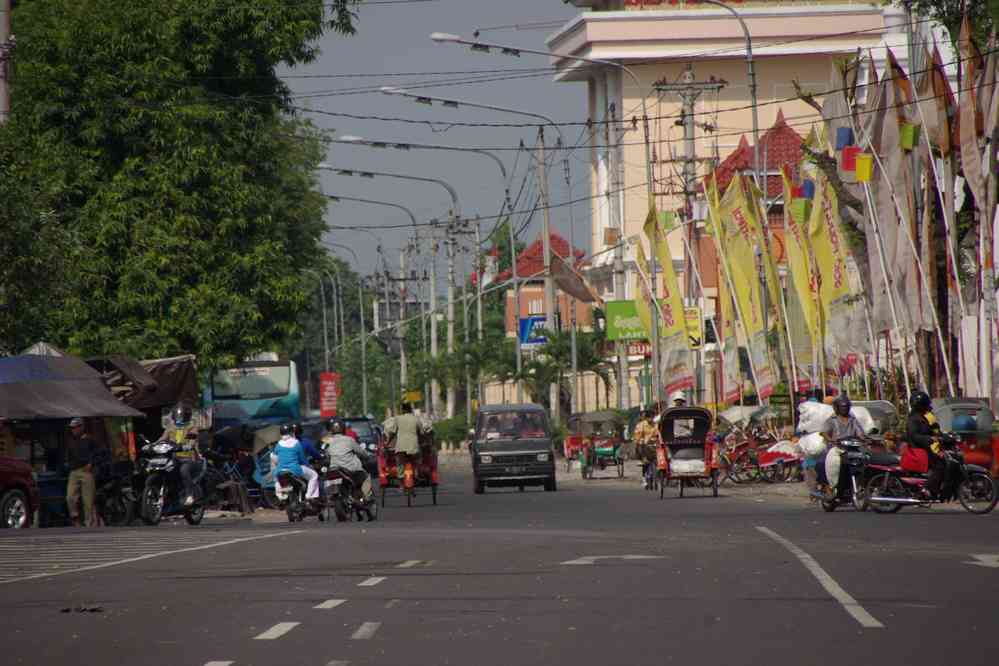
[709,110,805,198]
[497,231,586,282]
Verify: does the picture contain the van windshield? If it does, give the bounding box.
[476,411,548,440]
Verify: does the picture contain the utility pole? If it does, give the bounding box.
[0,0,10,125]
[446,217,457,419]
[563,143,579,415]
[509,213,523,403]
[359,279,369,415]
[537,126,560,423]
[430,242,441,417]
[473,216,484,411]
[607,99,628,412]
[399,247,408,393]
[655,65,725,405]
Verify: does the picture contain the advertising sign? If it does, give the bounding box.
[518,316,548,349]
[684,307,703,350]
[605,300,647,341]
[319,372,341,418]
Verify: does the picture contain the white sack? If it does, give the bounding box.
[670,459,707,475]
[797,432,827,458]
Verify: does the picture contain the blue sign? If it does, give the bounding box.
[518,316,548,348]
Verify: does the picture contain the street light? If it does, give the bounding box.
[319,163,462,419]
[698,0,761,188]
[428,33,663,408]
[330,133,511,410]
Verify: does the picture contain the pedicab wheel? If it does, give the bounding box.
[711,471,719,497]
[617,459,625,478]
[678,479,685,498]
[381,486,387,508]
[865,473,905,514]
[958,472,999,514]
[432,484,438,505]
[406,487,413,507]
[659,471,666,500]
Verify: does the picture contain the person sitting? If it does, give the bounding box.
[271,423,319,504]
[819,394,866,496]
[905,390,945,498]
[162,403,201,507]
[292,423,322,461]
[633,410,659,489]
[323,417,370,502]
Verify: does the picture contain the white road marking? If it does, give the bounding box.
[756,526,884,629]
[561,555,664,565]
[422,560,436,568]
[358,576,386,587]
[326,661,350,666]
[315,598,347,610]
[385,598,400,608]
[965,554,999,569]
[254,622,300,640]
[396,560,421,568]
[351,622,381,640]
[204,662,234,666]
[0,531,304,586]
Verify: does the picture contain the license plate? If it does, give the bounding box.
[506,466,525,474]
[150,457,169,465]
[326,479,342,486]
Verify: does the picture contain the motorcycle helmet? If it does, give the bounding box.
[909,390,932,414]
[832,394,851,418]
[292,423,304,439]
[327,417,345,435]
[171,403,193,427]
[671,391,686,406]
[280,423,294,437]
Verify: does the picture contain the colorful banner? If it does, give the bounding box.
[605,300,647,341]
[709,175,775,400]
[717,262,742,404]
[781,167,821,344]
[319,372,341,418]
[809,174,859,346]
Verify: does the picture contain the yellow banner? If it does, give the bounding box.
[781,169,821,343]
[745,180,784,325]
[641,200,686,339]
[808,174,852,335]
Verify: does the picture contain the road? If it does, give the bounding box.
[2,460,997,666]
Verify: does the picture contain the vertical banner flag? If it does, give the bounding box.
[642,200,694,395]
[319,372,341,418]
[782,167,821,344]
[706,174,745,404]
[712,176,776,399]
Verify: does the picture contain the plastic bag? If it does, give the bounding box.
[797,432,827,457]
[670,459,706,475]
[797,403,834,434]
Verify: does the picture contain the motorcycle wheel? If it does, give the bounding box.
[101,494,134,527]
[957,472,999,515]
[730,451,755,484]
[365,496,379,522]
[141,482,164,526]
[184,503,205,525]
[820,498,837,512]
[851,475,869,512]
[865,473,905,514]
[333,496,349,522]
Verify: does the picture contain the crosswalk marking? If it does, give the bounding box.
[351,622,381,640]
[254,622,300,640]
[0,529,301,585]
[315,598,347,609]
[358,576,385,587]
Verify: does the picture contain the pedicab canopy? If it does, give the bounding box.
[0,354,143,420]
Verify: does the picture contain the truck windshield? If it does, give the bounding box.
[212,365,291,400]
[477,412,548,440]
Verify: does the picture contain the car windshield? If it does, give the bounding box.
[477,411,548,440]
[212,365,290,399]
[345,420,374,439]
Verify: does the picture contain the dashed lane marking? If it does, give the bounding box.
[254,622,300,640]
[358,576,386,587]
[385,598,400,608]
[561,555,664,565]
[350,622,381,640]
[315,598,347,610]
[204,662,234,666]
[756,526,884,629]
[326,661,350,666]
[396,560,421,568]
[422,560,435,568]
[0,530,304,586]
[965,554,999,569]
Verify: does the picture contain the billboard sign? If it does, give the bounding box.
[319,372,341,418]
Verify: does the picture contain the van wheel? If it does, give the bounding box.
[0,490,30,529]
[474,479,485,495]
[544,477,557,492]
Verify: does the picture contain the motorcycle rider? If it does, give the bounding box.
[633,409,658,489]
[906,390,946,498]
[819,394,866,496]
[161,403,200,506]
[292,423,322,461]
[322,417,371,502]
[271,423,319,504]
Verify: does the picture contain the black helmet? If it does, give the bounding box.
[327,417,344,435]
[832,394,851,417]
[280,423,294,437]
[909,390,932,414]
[292,423,304,438]
[171,402,193,426]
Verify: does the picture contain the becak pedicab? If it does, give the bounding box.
[658,407,720,498]
[569,410,625,480]
[379,407,438,507]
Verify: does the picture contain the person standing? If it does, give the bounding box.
[65,417,96,527]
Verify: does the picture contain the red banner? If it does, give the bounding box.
[319,372,341,418]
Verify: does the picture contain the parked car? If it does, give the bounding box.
[470,404,557,494]
[0,456,39,528]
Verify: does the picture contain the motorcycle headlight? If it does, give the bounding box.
[537,453,550,462]
[480,455,493,464]
[152,443,172,455]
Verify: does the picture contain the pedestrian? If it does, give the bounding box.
[65,417,96,527]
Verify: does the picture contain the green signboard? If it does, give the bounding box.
[605,300,647,341]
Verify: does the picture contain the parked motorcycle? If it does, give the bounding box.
[866,434,999,515]
[135,437,206,526]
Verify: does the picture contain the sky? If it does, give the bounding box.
[281,0,590,280]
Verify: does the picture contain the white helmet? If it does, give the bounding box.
[670,391,686,405]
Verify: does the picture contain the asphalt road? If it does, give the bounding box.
[2,461,997,666]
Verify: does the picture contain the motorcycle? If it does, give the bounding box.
[135,437,207,526]
[276,458,327,523]
[866,434,999,515]
[324,462,378,523]
[815,438,872,512]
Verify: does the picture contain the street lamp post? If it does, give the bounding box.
[320,163,462,418]
[304,270,330,372]
[428,33,662,407]
[325,242,369,415]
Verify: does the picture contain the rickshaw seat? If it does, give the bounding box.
[670,446,705,461]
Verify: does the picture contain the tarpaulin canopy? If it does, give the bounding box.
[0,354,143,420]
[87,355,159,404]
[134,354,199,410]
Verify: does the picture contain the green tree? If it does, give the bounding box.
[897,0,997,48]
[3,0,359,366]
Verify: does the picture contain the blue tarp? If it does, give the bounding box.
[0,354,142,420]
